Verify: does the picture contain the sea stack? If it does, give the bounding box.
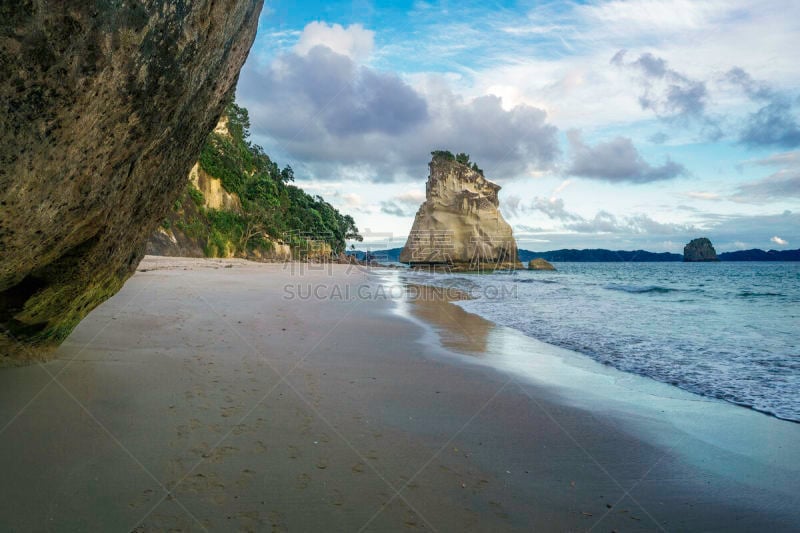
[684,238,719,262]
[399,152,522,271]
[0,1,263,363]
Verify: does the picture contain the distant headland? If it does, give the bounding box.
[351,246,800,263]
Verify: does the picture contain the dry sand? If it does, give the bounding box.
[0,256,797,531]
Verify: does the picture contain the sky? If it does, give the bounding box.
[235,0,800,252]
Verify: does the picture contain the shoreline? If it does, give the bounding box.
[390,268,800,478]
[410,272,800,422]
[393,261,800,425]
[0,256,797,531]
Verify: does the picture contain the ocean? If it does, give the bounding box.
[397,262,800,422]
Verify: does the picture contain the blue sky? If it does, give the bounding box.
[236,0,800,252]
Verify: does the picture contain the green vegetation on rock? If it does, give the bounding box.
[162,102,363,258]
[430,150,483,176]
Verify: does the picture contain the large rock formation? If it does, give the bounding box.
[683,238,719,262]
[399,154,522,271]
[0,1,263,363]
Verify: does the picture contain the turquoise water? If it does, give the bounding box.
[399,263,800,422]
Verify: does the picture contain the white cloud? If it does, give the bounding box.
[238,46,560,183]
[771,235,788,245]
[294,22,375,61]
[339,193,363,208]
[566,130,687,183]
[731,150,800,203]
[578,0,737,36]
[683,191,721,200]
[467,0,800,132]
[551,179,573,197]
[395,190,426,204]
[380,190,426,217]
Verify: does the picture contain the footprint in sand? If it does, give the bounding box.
[220,406,238,418]
[304,373,322,406]
[236,469,256,489]
[329,487,345,507]
[201,445,239,464]
[293,408,314,434]
[175,424,189,439]
[136,512,207,532]
[232,423,250,436]
[127,487,157,509]
[233,510,267,531]
[268,510,288,532]
[181,472,227,506]
[287,444,300,459]
[403,510,423,529]
[489,500,509,519]
[296,472,311,489]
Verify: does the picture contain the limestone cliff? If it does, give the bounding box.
[684,238,719,262]
[0,1,263,363]
[400,154,522,271]
[189,162,242,212]
[145,108,357,263]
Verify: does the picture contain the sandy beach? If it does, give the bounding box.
[0,256,798,531]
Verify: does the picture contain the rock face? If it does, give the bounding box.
[189,162,242,212]
[528,258,556,271]
[399,155,522,271]
[0,1,263,363]
[683,238,719,262]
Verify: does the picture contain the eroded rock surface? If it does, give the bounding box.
[0,1,263,363]
[400,155,522,271]
[683,238,719,262]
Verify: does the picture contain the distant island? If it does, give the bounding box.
[350,247,800,263]
[716,249,800,261]
[683,237,719,262]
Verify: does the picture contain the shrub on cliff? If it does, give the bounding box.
[186,102,363,255]
[430,150,483,175]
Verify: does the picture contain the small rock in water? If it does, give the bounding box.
[528,258,556,271]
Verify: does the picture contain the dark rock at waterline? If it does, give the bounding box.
[528,258,556,271]
[683,238,719,262]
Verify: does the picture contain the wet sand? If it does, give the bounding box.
[0,256,798,531]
